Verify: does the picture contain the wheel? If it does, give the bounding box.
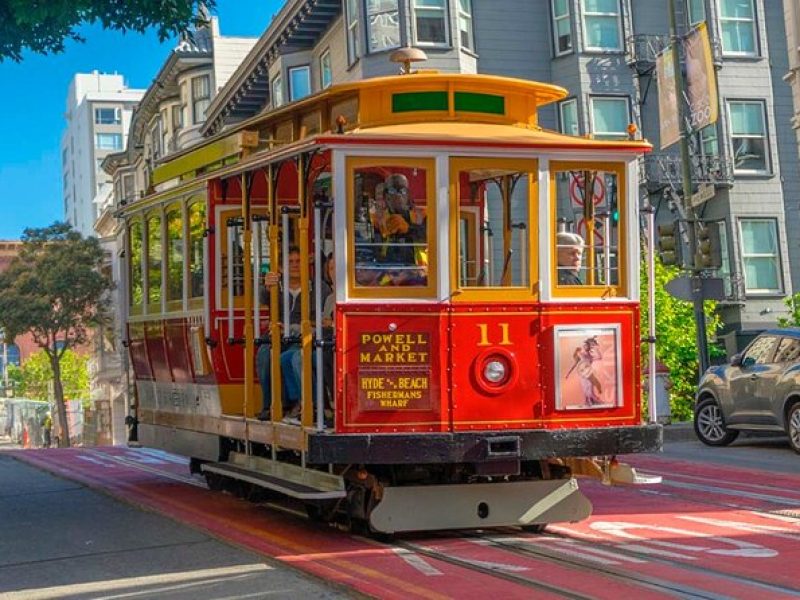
[694,398,739,446]
[786,402,800,455]
[204,472,224,491]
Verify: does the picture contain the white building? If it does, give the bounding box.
[61,72,144,237]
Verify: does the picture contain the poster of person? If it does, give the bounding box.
[554,325,621,410]
[684,22,718,131]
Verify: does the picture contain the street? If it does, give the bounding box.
[1,434,798,599]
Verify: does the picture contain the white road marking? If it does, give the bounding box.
[392,548,444,576]
[679,515,800,542]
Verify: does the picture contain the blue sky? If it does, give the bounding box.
[0,1,285,239]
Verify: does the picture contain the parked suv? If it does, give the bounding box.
[695,328,800,453]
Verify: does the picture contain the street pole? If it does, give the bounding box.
[668,0,710,375]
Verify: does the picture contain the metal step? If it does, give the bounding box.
[201,453,345,501]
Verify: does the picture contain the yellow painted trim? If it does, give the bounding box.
[346,156,438,299]
[448,157,539,302]
[152,131,248,186]
[549,161,628,299]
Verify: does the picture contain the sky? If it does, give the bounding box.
[0,1,286,240]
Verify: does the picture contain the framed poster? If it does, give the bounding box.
[554,325,622,410]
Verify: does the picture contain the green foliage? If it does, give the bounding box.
[10,349,89,402]
[777,292,800,328]
[0,0,215,62]
[0,223,113,445]
[640,259,724,421]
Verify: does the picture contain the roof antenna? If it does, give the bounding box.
[389,46,428,75]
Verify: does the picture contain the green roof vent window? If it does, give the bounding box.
[392,91,448,112]
[454,92,505,115]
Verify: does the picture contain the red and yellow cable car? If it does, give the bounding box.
[121,72,661,534]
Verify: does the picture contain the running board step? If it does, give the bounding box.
[369,478,591,534]
[202,452,345,501]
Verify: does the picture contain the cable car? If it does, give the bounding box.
[120,70,661,534]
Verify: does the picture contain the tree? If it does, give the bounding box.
[8,349,89,402]
[0,223,113,446]
[0,0,215,62]
[640,258,724,421]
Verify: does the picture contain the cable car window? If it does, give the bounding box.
[147,214,162,307]
[166,207,183,304]
[129,221,143,309]
[455,164,533,288]
[188,201,205,299]
[352,163,431,290]
[552,164,623,293]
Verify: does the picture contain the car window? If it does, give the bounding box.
[743,335,778,366]
[775,337,800,363]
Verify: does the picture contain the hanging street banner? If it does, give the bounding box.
[684,22,719,131]
[657,49,680,149]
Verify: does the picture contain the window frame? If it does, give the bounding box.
[559,98,580,136]
[717,0,759,57]
[165,203,185,310]
[187,198,206,307]
[449,157,540,302]
[128,219,144,314]
[271,73,284,108]
[726,99,770,175]
[146,211,164,313]
[458,0,476,52]
[95,132,123,150]
[687,0,706,26]
[94,107,121,125]
[366,0,402,54]
[411,0,451,48]
[588,95,631,140]
[288,65,311,102]
[581,0,623,52]
[320,49,333,89]
[551,0,574,57]
[346,156,438,299]
[549,160,628,299]
[191,74,211,125]
[345,0,361,65]
[738,217,783,295]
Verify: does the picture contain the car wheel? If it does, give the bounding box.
[787,402,800,455]
[694,398,739,446]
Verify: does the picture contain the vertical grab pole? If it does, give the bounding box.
[226,218,234,343]
[253,218,261,341]
[282,211,290,341]
[603,213,611,285]
[241,172,254,452]
[313,203,324,431]
[646,203,658,424]
[298,157,313,434]
[268,165,283,430]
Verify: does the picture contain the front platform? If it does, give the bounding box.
[307,424,663,464]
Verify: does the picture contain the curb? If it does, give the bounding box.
[661,421,697,443]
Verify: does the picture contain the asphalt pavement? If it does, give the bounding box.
[0,438,348,600]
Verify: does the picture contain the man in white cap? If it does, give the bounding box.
[557,231,584,285]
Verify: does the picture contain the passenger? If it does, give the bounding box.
[557,232,585,286]
[256,246,330,422]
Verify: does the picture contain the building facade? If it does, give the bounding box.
[199,0,799,353]
[61,72,144,237]
[98,18,257,443]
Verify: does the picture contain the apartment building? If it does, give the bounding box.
[199,0,798,352]
[60,72,144,237]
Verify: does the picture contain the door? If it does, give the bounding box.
[727,334,778,424]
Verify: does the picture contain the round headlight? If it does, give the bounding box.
[484,360,507,383]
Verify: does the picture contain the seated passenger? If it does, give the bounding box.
[557,232,585,286]
[256,246,330,422]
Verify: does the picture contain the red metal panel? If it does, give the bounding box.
[449,304,544,431]
[538,303,641,428]
[337,304,449,433]
[127,322,153,381]
[144,321,173,383]
[164,319,193,384]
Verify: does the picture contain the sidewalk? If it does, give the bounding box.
[0,453,344,599]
